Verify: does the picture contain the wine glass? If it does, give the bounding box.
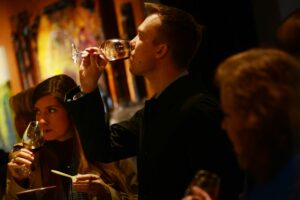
[71,38,131,64]
[184,170,221,200]
[20,120,44,176]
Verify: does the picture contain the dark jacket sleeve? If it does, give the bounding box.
[65,87,139,162]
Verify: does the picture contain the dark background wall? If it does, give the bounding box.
[158,0,258,95]
[146,0,300,96]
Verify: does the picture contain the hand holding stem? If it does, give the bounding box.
[7,148,34,181]
[79,47,108,93]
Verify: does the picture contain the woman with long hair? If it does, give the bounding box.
[6,74,136,199]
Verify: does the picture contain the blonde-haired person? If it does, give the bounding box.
[6,74,137,199]
[215,48,300,199]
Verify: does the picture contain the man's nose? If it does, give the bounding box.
[130,37,136,50]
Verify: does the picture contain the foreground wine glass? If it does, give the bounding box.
[184,170,220,200]
[71,39,131,64]
[20,121,44,176]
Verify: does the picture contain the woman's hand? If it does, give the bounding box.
[73,173,110,197]
[79,47,108,93]
[7,148,34,181]
[182,186,212,200]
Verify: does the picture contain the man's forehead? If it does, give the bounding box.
[139,14,161,29]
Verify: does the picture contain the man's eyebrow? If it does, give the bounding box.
[137,28,146,35]
[137,29,142,35]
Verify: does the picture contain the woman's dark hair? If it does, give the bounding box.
[31,74,134,194]
[10,87,35,121]
[32,74,77,107]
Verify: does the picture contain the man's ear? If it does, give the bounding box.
[155,43,168,59]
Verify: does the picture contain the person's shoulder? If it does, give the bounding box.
[178,92,222,124]
[184,92,220,109]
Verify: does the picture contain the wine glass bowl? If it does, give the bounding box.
[18,121,44,177]
[184,170,220,200]
[71,38,131,64]
[22,121,44,151]
[100,39,131,61]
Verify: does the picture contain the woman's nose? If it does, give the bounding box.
[37,116,48,125]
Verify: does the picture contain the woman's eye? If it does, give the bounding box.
[48,108,56,113]
[34,109,40,116]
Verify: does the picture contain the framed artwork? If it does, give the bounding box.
[37,1,104,83]
[11,0,149,111]
[11,11,38,89]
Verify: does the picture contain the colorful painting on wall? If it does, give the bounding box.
[37,4,104,83]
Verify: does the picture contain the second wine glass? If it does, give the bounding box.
[71,38,131,64]
[184,170,221,200]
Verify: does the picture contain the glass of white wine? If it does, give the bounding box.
[20,120,44,176]
[71,38,131,64]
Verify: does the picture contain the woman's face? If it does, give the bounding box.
[220,88,247,166]
[221,87,262,172]
[34,95,73,141]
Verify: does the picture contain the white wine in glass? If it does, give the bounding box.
[22,121,44,152]
[71,38,131,64]
[20,121,44,176]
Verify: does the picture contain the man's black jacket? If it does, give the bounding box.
[66,75,244,200]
